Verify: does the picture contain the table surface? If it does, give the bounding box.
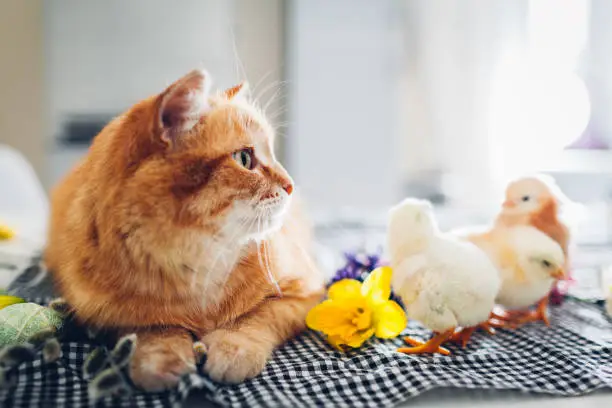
[2,215,610,407]
[183,388,611,407]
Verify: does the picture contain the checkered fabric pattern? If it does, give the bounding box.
[1,257,611,407]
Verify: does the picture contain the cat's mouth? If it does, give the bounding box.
[226,195,290,243]
[257,196,286,212]
[253,196,289,231]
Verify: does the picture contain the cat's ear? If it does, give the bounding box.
[158,70,212,143]
[224,82,249,100]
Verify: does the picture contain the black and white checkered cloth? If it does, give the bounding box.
[1,257,611,407]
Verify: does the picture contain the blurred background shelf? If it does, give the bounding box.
[544,149,612,174]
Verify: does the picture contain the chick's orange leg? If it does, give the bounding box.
[513,297,551,326]
[449,327,476,348]
[478,321,497,335]
[537,296,551,326]
[397,329,454,356]
[450,321,499,347]
[490,309,528,322]
[486,316,520,329]
[488,309,530,329]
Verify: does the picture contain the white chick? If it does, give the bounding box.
[466,225,566,326]
[388,198,501,355]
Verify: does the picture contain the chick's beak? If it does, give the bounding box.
[551,267,566,280]
[502,200,515,209]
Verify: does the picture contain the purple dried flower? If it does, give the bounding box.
[549,285,565,306]
[549,273,575,306]
[367,254,381,268]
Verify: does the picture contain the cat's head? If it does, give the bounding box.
[107,70,293,242]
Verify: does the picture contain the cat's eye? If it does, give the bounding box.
[232,148,256,170]
[521,195,531,202]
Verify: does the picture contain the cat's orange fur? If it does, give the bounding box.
[45,70,324,389]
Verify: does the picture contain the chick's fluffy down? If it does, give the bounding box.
[494,226,565,310]
[393,237,500,333]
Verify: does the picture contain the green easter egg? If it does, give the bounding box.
[0,303,63,346]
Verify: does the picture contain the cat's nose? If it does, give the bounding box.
[283,181,294,196]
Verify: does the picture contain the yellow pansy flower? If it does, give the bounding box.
[0,223,15,240]
[0,295,25,310]
[306,266,407,349]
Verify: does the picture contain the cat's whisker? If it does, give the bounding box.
[256,214,267,262]
[230,27,249,84]
[253,207,281,296]
[265,100,287,118]
[271,123,291,133]
[244,213,259,240]
[255,220,281,297]
[199,215,251,290]
[263,88,286,115]
[290,235,319,276]
[214,218,254,291]
[263,222,282,297]
[268,108,289,122]
[282,214,320,277]
[254,80,289,111]
[254,79,282,101]
[250,70,276,100]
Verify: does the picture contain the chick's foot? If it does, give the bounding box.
[397,329,454,356]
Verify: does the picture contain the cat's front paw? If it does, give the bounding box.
[202,329,272,384]
[129,330,196,392]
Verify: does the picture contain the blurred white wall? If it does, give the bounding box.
[44,0,237,187]
[234,0,286,158]
[398,0,528,208]
[585,0,612,145]
[43,0,284,189]
[287,0,405,212]
[0,0,46,178]
[44,0,236,138]
[4,0,611,221]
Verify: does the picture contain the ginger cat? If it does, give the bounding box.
[45,70,324,390]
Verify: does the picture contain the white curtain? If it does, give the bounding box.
[399,0,592,209]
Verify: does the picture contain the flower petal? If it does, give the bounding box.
[328,279,363,301]
[306,300,346,332]
[345,328,375,348]
[373,300,407,339]
[361,266,393,306]
[0,295,25,310]
[351,308,372,331]
[306,298,369,334]
[326,335,346,350]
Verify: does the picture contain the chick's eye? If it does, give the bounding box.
[542,260,552,268]
[521,195,531,202]
[232,148,256,170]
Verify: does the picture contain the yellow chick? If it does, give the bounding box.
[465,225,566,326]
[497,175,572,263]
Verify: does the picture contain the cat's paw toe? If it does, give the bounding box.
[130,352,196,391]
[129,334,196,392]
[202,330,270,384]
